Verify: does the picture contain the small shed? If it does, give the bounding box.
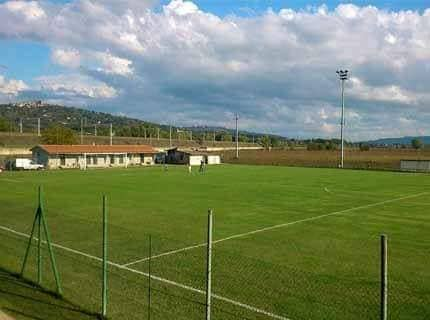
[207,155,221,165]
[400,160,430,172]
[166,148,221,166]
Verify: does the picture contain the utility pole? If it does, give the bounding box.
[336,70,349,168]
[19,118,23,134]
[157,128,160,141]
[37,118,41,136]
[94,124,97,136]
[169,125,172,148]
[235,113,239,159]
[110,123,113,146]
[190,130,192,141]
[80,118,84,145]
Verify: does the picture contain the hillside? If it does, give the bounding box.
[365,136,430,146]
[0,102,274,143]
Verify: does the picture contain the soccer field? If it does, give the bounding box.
[1,165,429,320]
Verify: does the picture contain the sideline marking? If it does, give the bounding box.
[0,178,22,183]
[123,192,428,267]
[0,225,290,320]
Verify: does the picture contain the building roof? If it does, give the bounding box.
[33,144,158,155]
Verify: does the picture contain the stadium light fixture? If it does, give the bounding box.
[336,69,349,168]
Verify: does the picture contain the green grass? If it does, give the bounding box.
[0,165,429,320]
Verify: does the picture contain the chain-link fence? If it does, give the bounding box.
[1,192,429,320]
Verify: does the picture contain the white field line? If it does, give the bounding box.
[0,225,290,320]
[0,178,22,183]
[123,192,428,267]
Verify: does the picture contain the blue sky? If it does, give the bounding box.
[0,0,429,140]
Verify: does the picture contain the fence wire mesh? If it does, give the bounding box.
[1,194,429,320]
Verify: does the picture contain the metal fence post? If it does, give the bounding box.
[39,187,62,296]
[37,186,42,285]
[380,234,388,320]
[148,235,152,320]
[205,210,213,320]
[102,195,108,318]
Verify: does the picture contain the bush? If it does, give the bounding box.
[42,126,78,145]
[359,143,370,151]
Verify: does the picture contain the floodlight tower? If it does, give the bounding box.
[235,113,239,159]
[336,69,348,168]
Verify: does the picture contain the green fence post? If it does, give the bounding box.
[40,187,63,296]
[148,235,152,320]
[380,234,388,320]
[37,186,42,285]
[205,209,213,320]
[20,208,39,277]
[102,195,108,318]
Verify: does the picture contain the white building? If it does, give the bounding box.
[32,145,157,169]
[166,148,221,166]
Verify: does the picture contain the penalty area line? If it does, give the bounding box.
[122,191,428,267]
[0,225,291,320]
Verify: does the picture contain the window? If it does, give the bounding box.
[60,156,66,166]
[93,156,98,165]
[110,155,115,164]
[119,155,124,164]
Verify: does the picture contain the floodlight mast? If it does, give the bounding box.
[336,70,348,168]
[235,113,239,159]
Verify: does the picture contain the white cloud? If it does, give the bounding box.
[0,1,430,139]
[0,75,28,96]
[349,77,422,105]
[336,4,360,19]
[93,52,133,76]
[52,48,81,68]
[4,0,46,20]
[37,74,117,99]
[164,0,199,16]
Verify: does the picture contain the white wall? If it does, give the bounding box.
[189,155,204,166]
[207,155,221,164]
[400,160,430,172]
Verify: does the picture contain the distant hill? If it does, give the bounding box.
[364,136,430,146]
[0,102,275,142]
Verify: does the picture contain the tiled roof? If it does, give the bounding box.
[33,145,157,154]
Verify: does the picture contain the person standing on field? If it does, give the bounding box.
[188,163,192,174]
[199,159,205,173]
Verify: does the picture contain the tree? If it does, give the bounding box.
[259,135,271,149]
[0,117,8,131]
[359,143,370,151]
[42,126,78,145]
[411,138,423,150]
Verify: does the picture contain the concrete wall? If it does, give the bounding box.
[401,160,430,172]
[0,147,32,156]
[207,155,221,164]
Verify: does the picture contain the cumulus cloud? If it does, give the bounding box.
[0,75,28,96]
[37,74,117,99]
[0,0,429,140]
[52,48,81,68]
[3,0,46,21]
